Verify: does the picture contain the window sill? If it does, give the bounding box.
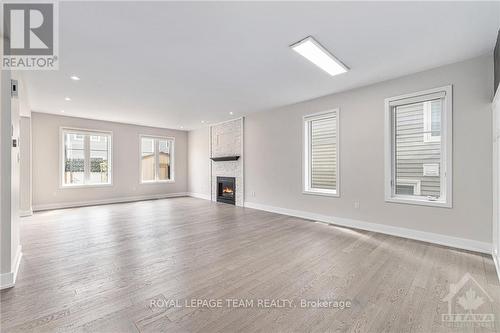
[385,196,451,208]
[303,189,339,198]
[60,183,113,189]
[140,180,175,185]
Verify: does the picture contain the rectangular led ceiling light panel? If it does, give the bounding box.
[291,36,349,76]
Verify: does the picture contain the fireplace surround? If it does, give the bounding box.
[217,176,235,205]
[210,118,244,206]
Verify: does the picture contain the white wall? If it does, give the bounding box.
[493,87,500,275]
[10,73,21,272]
[18,74,33,216]
[187,127,210,199]
[19,116,31,216]
[1,66,13,282]
[188,54,494,251]
[246,55,493,245]
[1,63,23,289]
[31,113,188,210]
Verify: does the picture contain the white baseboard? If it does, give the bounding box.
[32,192,189,212]
[0,246,22,290]
[19,209,33,217]
[493,253,500,283]
[244,201,491,254]
[188,192,211,201]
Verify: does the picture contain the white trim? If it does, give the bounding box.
[60,183,114,189]
[1,246,22,290]
[139,134,175,184]
[243,201,491,254]
[493,86,500,107]
[140,180,175,185]
[302,189,338,197]
[385,196,451,208]
[32,192,188,212]
[0,272,15,290]
[60,127,113,188]
[188,192,211,200]
[493,86,500,283]
[240,117,245,205]
[209,125,213,201]
[0,68,12,290]
[19,209,32,217]
[12,246,22,284]
[303,109,340,197]
[493,254,500,284]
[29,115,33,213]
[387,89,446,107]
[384,85,452,208]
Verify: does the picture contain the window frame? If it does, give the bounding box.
[302,109,340,197]
[384,85,452,208]
[139,135,175,184]
[59,127,113,188]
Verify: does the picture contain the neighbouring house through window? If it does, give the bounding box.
[385,85,452,207]
[140,136,174,183]
[61,128,112,187]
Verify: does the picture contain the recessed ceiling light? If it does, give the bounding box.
[290,36,348,77]
[61,110,65,113]
[65,97,71,101]
[70,76,80,81]
[201,120,205,123]
[229,112,234,115]
[180,126,184,129]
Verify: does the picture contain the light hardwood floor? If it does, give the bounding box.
[1,197,499,332]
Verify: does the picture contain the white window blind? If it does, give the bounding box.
[304,110,339,196]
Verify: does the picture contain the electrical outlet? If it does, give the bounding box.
[354,201,360,209]
[11,79,18,97]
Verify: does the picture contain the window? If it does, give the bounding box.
[303,110,339,196]
[384,86,452,207]
[61,129,112,187]
[140,136,174,183]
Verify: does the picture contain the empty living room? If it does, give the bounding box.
[2,1,500,332]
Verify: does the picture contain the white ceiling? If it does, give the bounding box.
[21,1,500,130]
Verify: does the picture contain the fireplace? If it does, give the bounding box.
[217,177,235,205]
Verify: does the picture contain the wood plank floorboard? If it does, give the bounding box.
[1,197,498,332]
